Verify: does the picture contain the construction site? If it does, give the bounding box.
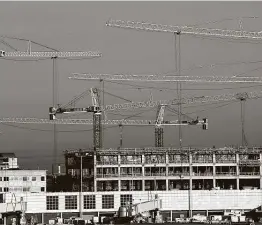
[1,2,262,224]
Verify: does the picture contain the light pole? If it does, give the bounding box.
[75,149,89,218]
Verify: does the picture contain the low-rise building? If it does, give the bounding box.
[0,170,47,193]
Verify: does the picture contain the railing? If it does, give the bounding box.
[239,160,260,165]
[192,159,213,163]
[96,174,119,178]
[215,159,236,163]
[216,172,236,176]
[239,172,260,175]
[168,160,189,163]
[168,172,190,176]
[192,172,213,176]
[144,160,166,164]
[120,160,142,164]
[144,172,166,176]
[96,161,118,165]
[120,173,143,177]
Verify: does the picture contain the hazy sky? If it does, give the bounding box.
[1,1,262,171]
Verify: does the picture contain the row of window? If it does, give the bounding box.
[46,194,133,210]
[0,187,45,192]
[0,176,45,182]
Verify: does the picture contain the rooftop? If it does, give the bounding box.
[0,153,16,158]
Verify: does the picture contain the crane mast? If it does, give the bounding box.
[155,105,165,147]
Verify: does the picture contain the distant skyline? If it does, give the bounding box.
[0,1,262,171]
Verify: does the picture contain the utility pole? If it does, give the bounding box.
[174,31,182,148]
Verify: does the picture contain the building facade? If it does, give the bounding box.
[0,170,47,193]
[1,147,261,222]
[0,190,262,223]
[0,153,18,170]
[64,147,262,192]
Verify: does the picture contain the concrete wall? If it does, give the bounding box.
[0,190,261,214]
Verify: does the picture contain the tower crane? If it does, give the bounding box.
[49,85,209,148]
[102,89,262,112]
[68,73,262,148]
[0,36,102,172]
[105,19,262,218]
[101,89,260,147]
[47,87,262,147]
[105,19,262,40]
[105,18,262,154]
[49,87,103,149]
[0,117,207,150]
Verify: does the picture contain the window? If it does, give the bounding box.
[0,194,4,203]
[32,177,36,181]
[84,195,96,209]
[23,177,27,181]
[23,187,30,192]
[120,194,133,207]
[102,195,114,209]
[65,195,77,210]
[4,177,9,181]
[41,187,45,192]
[46,196,59,210]
[41,176,45,181]
[0,177,2,181]
[4,187,8,192]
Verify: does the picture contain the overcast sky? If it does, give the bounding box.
[1,1,262,171]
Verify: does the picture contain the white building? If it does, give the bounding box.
[0,169,47,193]
[0,153,18,170]
[0,190,261,223]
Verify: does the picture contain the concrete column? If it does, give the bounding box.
[118,154,121,191]
[93,154,97,192]
[206,210,209,216]
[166,152,169,191]
[213,153,216,188]
[118,180,121,191]
[42,213,44,223]
[142,154,145,191]
[236,153,239,190]
[170,210,173,222]
[165,152,169,191]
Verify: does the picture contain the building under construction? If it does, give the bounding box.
[64,146,261,192]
